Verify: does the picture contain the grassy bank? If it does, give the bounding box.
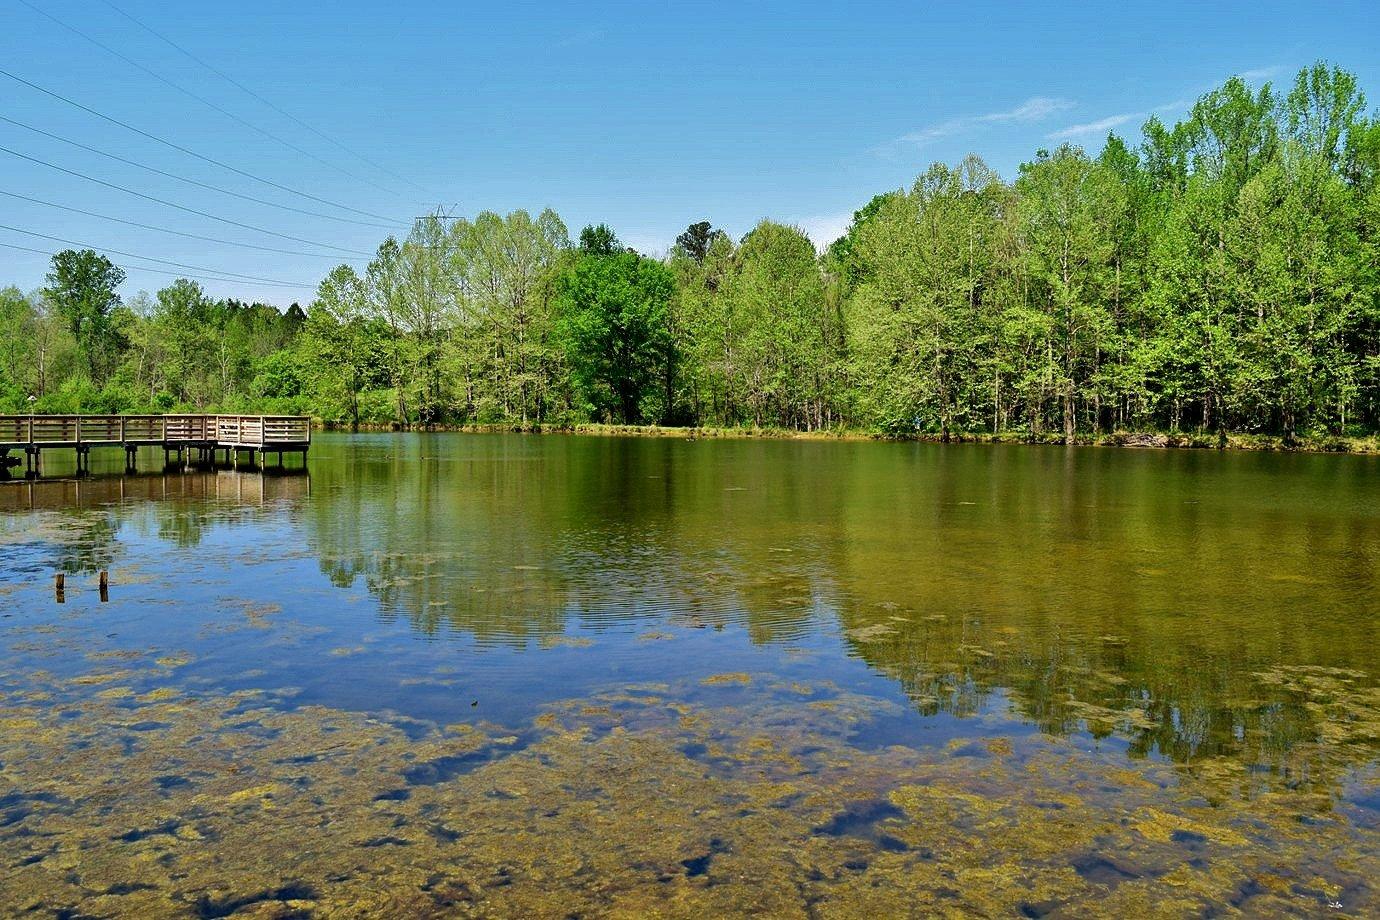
[319,421,1380,454]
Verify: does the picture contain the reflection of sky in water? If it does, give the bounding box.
[1,499,984,748]
[3,433,1380,781]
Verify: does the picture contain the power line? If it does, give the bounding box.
[99,0,430,197]
[15,0,408,202]
[0,239,313,289]
[0,113,395,229]
[0,189,365,260]
[0,223,315,287]
[0,66,403,225]
[0,144,373,257]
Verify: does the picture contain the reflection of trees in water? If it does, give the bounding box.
[303,434,1380,782]
[0,471,309,572]
[307,435,569,643]
[306,435,840,646]
[824,444,1380,784]
[840,618,1361,785]
[45,512,120,574]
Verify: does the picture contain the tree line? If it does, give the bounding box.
[3,63,1378,440]
[0,248,304,415]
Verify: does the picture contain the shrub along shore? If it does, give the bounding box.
[323,421,1380,454]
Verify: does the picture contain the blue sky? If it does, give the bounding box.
[2,0,1377,305]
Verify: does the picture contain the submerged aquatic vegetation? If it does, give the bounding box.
[5,436,1380,917]
[1,658,1376,919]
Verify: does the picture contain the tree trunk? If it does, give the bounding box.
[1063,385,1076,444]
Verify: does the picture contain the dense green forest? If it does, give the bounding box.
[3,63,1379,440]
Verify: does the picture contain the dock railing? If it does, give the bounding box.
[259,416,311,445]
[0,415,310,448]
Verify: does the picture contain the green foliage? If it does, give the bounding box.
[41,249,126,379]
[0,286,38,411]
[674,221,724,263]
[824,192,904,295]
[848,158,1006,435]
[578,224,621,256]
[443,209,570,424]
[251,350,306,400]
[722,220,839,428]
[555,249,674,423]
[7,63,1380,440]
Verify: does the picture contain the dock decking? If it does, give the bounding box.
[0,414,310,475]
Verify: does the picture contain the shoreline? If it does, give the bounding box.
[319,422,1380,455]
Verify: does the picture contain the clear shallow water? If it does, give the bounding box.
[1,433,1377,917]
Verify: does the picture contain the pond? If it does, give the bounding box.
[1,432,1377,917]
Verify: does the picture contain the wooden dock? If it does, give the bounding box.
[0,414,310,476]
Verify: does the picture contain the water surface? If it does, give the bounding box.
[1,434,1377,917]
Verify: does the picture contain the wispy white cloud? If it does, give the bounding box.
[1044,65,1285,143]
[896,96,1075,148]
[986,96,1075,122]
[1045,112,1137,140]
[1152,98,1190,114]
[1237,64,1284,81]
